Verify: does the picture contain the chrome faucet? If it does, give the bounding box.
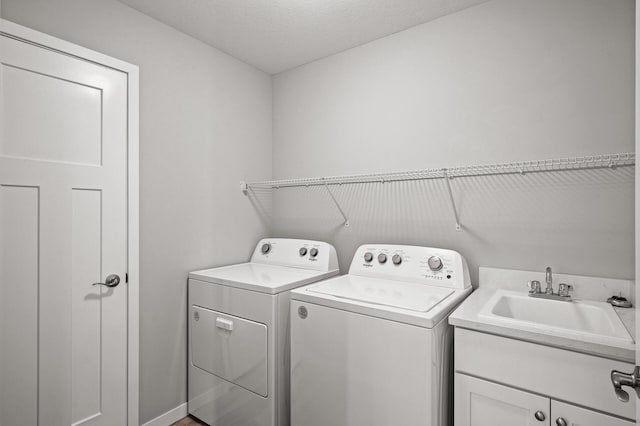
[545,266,553,294]
[527,266,573,302]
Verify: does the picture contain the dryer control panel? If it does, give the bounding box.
[251,238,339,272]
[349,244,471,289]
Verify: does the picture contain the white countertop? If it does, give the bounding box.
[448,267,635,363]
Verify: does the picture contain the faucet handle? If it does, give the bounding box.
[607,294,632,308]
[528,280,542,294]
[558,283,573,297]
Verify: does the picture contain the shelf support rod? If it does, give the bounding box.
[443,169,461,232]
[323,179,350,227]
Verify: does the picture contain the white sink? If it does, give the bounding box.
[479,290,633,345]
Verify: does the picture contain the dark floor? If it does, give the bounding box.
[170,415,207,426]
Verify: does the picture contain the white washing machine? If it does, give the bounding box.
[290,244,472,426]
[188,238,339,426]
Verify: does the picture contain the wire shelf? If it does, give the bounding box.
[241,152,635,231]
[243,152,635,189]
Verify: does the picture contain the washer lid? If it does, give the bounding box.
[189,262,339,294]
[307,275,454,312]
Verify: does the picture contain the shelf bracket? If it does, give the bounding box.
[323,179,349,227]
[443,169,461,232]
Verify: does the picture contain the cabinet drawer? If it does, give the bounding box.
[454,328,635,420]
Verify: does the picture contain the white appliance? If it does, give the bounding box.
[188,238,339,426]
[290,244,472,426]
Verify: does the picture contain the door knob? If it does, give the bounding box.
[92,274,121,288]
[611,366,640,402]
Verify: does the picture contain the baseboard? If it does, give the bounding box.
[140,403,188,426]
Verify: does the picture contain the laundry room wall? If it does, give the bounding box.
[270,0,635,281]
[0,0,272,423]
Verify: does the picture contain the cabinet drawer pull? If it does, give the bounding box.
[534,411,546,421]
[555,417,567,426]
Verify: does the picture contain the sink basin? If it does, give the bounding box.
[479,290,633,345]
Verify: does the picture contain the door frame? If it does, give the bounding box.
[0,18,140,426]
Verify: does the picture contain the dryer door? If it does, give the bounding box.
[191,306,268,397]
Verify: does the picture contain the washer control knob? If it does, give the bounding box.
[428,256,443,271]
[378,253,387,264]
[392,254,402,265]
[261,243,271,254]
[309,248,319,258]
[299,247,308,256]
[364,252,374,263]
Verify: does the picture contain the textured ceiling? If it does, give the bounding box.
[117,0,488,74]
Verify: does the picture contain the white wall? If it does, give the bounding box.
[271,0,635,280]
[0,0,272,423]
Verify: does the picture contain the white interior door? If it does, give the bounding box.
[0,32,129,426]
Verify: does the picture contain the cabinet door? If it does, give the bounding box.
[455,373,550,426]
[551,401,633,426]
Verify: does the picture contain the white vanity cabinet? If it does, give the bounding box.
[453,329,635,426]
[455,374,632,426]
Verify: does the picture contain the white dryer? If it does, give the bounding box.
[188,238,339,426]
[290,244,472,426]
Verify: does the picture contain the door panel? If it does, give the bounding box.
[455,373,550,426]
[0,185,39,426]
[71,189,103,422]
[552,400,633,426]
[0,32,128,426]
[1,64,102,165]
[191,306,268,397]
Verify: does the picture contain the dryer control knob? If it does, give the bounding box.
[364,252,374,263]
[309,248,318,258]
[378,253,387,264]
[261,243,271,254]
[428,256,443,271]
[299,247,308,256]
[392,254,402,265]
